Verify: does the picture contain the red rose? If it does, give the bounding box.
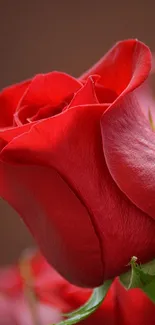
[0,39,155,288]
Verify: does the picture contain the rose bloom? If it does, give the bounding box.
[0,251,155,325]
[0,39,155,287]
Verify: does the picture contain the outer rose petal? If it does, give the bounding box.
[2,104,155,286]
[80,39,151,96]
[101,92,155,220]
[135,53,155,120]
[0,80,31,127]
[0,162,103,287]
[0,122,36,148]
[135,79,155,120]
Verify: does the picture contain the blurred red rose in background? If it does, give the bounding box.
[0,39,155,287]
[0,251,155,325]
[0,250,115,325]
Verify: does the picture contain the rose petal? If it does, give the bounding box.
[15,72,82,125]
[18,72,82,107]
[0,80,30,127]
[135,52,155,121]
[95,84,117,103]
[0,122,36,152]
[68,76,99,109]
[80,39,151,96]
[101,92,155,220]
[0,160,103,287]
[28,104,63,122]
[99,39,155,220]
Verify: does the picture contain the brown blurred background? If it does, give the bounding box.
[0,0,154,265]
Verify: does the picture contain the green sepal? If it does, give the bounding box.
[52,280,112,325]
[120,257,155,303]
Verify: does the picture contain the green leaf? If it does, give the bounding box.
[120,256,155,303]
[52,280,112,325]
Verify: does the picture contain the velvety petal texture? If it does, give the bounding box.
[0,39,155,288]
[0,162,103,287]
[101,93,155,220]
